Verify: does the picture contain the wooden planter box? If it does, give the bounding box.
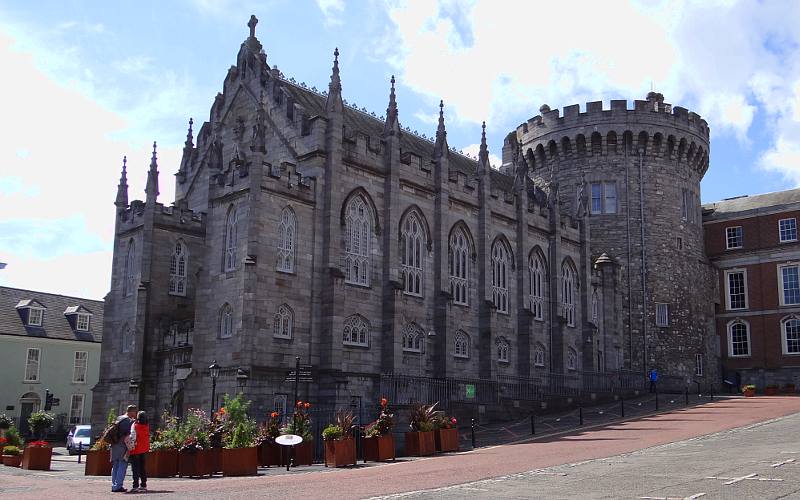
[435,428,459,453]
[363,435,395,462]
[22,446,52,470]
[84,449,111,476]
[148,449,178,478]
[221,447,258,476]
[744,389,756,397]
[210,447,222,474]
[281,441,314,466]
[258,441,281,467]
[324,439,356,468]
[784,385,797,394]
[765,387,779,396]
[178,449,213,478]
[404,431,435,457]
[2,454,22,467]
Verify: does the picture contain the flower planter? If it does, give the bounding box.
[324,438,356,468]
[784,384,797,394]
[765,387,779,396]
[178,449,213,478]
[210,447,222,474]
[435,428,459,453]
[221,447,258,476]
[2,454,22,467]
[258,441,281,467]
[743,389,756,397]
[404,431,435,457]
[148,449,179,478]
[22,446,52,470]
[84,449,111,476]
[363,435,395,462]
[281,441,314,466]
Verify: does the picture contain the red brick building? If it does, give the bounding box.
[703,188,800,391]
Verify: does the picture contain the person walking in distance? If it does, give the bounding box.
[110,405,137,493]
[129,411,150,492]
[649,368,659,394]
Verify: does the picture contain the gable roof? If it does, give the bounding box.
[1,286,104,343]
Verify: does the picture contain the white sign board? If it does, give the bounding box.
[275,434,303,446]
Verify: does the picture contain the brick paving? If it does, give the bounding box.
[1,396,799,499]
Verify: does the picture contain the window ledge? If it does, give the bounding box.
[344,281,371,289]
[273,335,293,341]
[453,355,469,360]
[343,342,369,349]
[23,380,40,384]
[276,269,295,275]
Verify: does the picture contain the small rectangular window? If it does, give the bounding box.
[69,394,85,425]
[590,182,617,214]
[726,270,748,310]
[676,237,683,250]
[695,354,704,377]
[779,218,797,243]
[28,308,43,326]
[726,226,743,249]
[591,183,603,214]
[779,264,800,306]
[73,351,88,383]
[25,348,40,382]
[76,314,90,332]
[655,303,669,327]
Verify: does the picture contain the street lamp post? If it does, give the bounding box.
[209,360,220,414]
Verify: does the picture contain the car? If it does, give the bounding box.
[66,425,92,454]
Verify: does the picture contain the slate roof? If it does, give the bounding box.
[0,286,103,343]
[703,188,800,221]
[282,82,515,191]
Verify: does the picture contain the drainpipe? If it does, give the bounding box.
[639,151,648,374]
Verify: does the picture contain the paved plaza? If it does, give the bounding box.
[1,396,799,499]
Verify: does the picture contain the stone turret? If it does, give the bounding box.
[115,156,129,210]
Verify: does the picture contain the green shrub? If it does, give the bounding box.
[322,424,343,441]
[4,426,22,447]
[3,445,21,456]
[0,414,12,430]
[27,411,54,438]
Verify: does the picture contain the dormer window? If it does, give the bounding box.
[16,299,47,327]
[76,313,90,331]
[64,306,93,332]
[29,307,44,326]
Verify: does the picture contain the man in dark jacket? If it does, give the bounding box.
[111,405,137,493]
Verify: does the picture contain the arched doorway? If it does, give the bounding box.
[19,392,41,437]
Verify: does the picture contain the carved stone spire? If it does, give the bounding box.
[325,48,343,113]
[184,118,194,149]
[383,75,399,135]
[115,156,129,208]
[145,141,159,203]
[247,15,258,39]
[477,121,489,175]
[433,99,449,159]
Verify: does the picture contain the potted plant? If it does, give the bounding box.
[0,414,12,434]
[323,410,356,468]
[280,400,314,466]
[177,409,212,478]
[84,409,114,476]
[219,394,259,477]
[784,382,797,394]
[743,384,757,397]
[405,403,437,456]
[256,412,282,467]
[148,411,180,478]
[433,414,459,453]
[23,411,54,470]
[363,398,395,462]
[2,446,22,467]
[765,384,779,396]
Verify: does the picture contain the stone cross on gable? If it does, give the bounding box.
[248,15,258,38]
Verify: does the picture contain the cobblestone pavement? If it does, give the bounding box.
[1,396,799,499]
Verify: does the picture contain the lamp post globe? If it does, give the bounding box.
[209,360,220,413]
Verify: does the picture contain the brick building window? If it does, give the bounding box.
[69,394,85,425]
[224,206,239,271]
[73,351,88,383]
[169,240,188,296]
[124,239,136,296]
[778,264,800,306]
[344,196,371,286]
[566,347,578,371]
[24,347,40,382]
[496,338,510,363]
[528,251,546,320]
[273,304,293,339]
[725,269,748,310]
[782,316,800,355]
[562,260,577,327]
[449,227,470,306]
[402,323,424,353]
[533,343,546,367]
[695,354,704,376]
[727,320,751,357]
[726,226,743,249]
[343,314,369,347]
[400,211,425,297]
[277,207,296,273]
[590,182,617,214]
[655,303,669,327]
[491,239,510,313]
[779,218,797,243]
[453,330,470,359]
[219,304,233,339]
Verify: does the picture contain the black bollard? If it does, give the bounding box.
[579,406,583,426]
[471,418,476,449]
[685,386,689,406]
[78,442,82,464]
[531,414,535,435]
[620,395,625,418]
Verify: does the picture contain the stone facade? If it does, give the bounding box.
[92,17,718,425]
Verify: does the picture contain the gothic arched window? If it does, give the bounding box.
[401,211,425,296]
[124,240,136,296]
[727,319,750,357]
[273,304,293,339]
[782,316,800,355]
[453,330,470,359]
[402,323,424,353]
[345,196,371,286]
[492,239,510,313]
[528,250,545,320]
[591,290,599,324]
[343,314,369,347]
[277,207,296,273]
[567,347,578,371]
[169,240,188,296]
[496,337,510,363]
[449,226,470,306]
[224,206,238,271]
[219,303,233,339]
[562,260,577,327]
[533,343,546,367]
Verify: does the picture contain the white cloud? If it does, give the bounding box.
[462,143,500,169]
[316,0,345,26]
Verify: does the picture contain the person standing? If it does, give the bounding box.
[130,411,150,492]
[110,405,137,493]
[648,368,659,393]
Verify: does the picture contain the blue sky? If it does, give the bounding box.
[1,0,800,299]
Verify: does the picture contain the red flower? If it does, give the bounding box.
[451,418,457,425]
[296,400,303,408]
[304,402,311,409]
[27,440,49,448]
[380,398,388,407]
[270,411,279,419]
[0,437,7,444]
[218,407,226,415]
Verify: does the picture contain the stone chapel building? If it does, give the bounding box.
[92,16,718,423]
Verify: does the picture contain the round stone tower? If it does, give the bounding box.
[508,92,716,382]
